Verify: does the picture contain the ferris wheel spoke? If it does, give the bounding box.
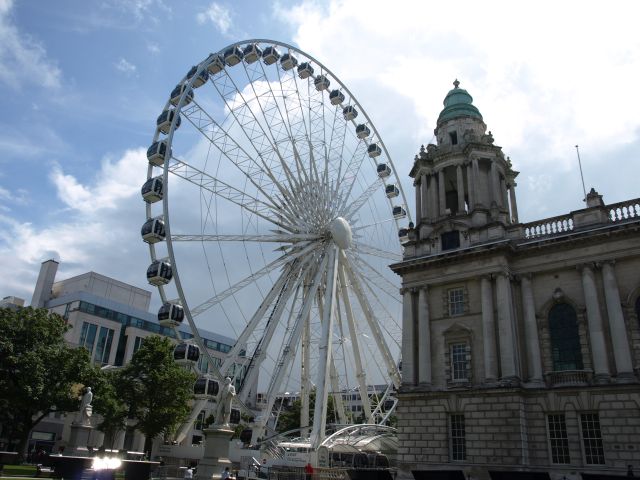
[341,177,385,219]
[341,251,401,389]
[349,254,403,303]
[352,241,402,262]
[170,233,321,243]
[190,241,321,317]
[333,140,369,213]
[255,246,330,438]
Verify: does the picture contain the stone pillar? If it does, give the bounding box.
[430,174,438,221]
[520,275,543,385]
[415,179,422,224]
[500,177,509,216]
[601,261,635,381]
[480,276,498,382]
[420,174,429,221]
[196,426,234,480]
[495,272,517,380]
[466,162,475,211]
[490,162,501,207]
[417,287,431,386]
[509,182,519,223]
[438,169,446,216]
[580,264,610,382]
[472,159,481,206]
[401,289,415,386]
[456,164,465,214]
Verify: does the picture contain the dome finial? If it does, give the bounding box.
[453,79,460,89]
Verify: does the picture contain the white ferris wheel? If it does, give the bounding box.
[141,40,410,449]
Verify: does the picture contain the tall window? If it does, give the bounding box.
[450,343,469,381]
[93,326,114,365]
[580,413,605,465]
[449,414,466,461]
[133,336,144,355]
[79,322,98,352]
[547,414,571,464]
[448,288,465,316]
[548,303,583,371]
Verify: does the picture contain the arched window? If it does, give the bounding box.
[548,303,583,371]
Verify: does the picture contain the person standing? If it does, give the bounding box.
[305,462,314,480]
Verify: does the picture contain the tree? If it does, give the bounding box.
[0,307,94,458]
[85,368,129,449]
[276,390,337,434]
[118,335,196,457]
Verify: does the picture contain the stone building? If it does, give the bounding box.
[390,81,640,479]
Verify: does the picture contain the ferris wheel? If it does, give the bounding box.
[141,40,410,448]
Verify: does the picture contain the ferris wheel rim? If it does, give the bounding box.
[144,39,406,437]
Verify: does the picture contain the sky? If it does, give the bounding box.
[1,0,639,310]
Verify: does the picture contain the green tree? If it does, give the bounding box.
[85,368,129,449]
[276,390,337,434]
[0,307,93,458]
[118,335,196,457]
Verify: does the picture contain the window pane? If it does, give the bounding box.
[450,414,466,461]
[448,288,464,316]
[547,414,571,464]
[451,343,468,381]
[548,303,583,371]
[581,413,605,465]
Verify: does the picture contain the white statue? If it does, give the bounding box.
[214,377,236,427]
[77,387,93,426]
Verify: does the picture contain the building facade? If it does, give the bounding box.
[3,260,239,457]
[391,82,640,479]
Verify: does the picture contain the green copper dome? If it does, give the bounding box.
[437,79,483,125]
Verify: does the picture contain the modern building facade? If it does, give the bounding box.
[391,81,640,479]
[3,260,239,457]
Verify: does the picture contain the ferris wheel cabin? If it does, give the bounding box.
[385,184,399,198]
[173,342,200,364]
[314,75,330,91]
[376,163,391,178]
[146,260,173,286]
[398,228,409,243]
[355,124,371,139]
[186,65,209,88]
[343,105,358,121]
[242,44,262,64]
[207,55,225,75]
[194,376,219,399]
[141,217,166,244]
[329,89,345,105]
[393,205,407,219]
[224,46,244,66]
[297,62,314,79]
[147,140,170,167]
[367,143,382,158]
[280,53,298,70]
[156,109,181,135]
[158,302,185,328]
[141,176,163,203]
[262,46,281,65]
[169,84,194,107]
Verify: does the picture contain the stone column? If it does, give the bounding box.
[438,169,446,216]
[509,181,519,223]
[466,162,475,211]
[456,164,465,214]
[420,174,429,221]
[415,179,422,224]
[500,177,509,216]
[490,162,501,207]
[417,287,431,386]
[495,272,517,380]
[196,426,234,480]
[601,261,635,381]
[472,158,481,206]
[480,276,498,382]
[580,264,610,382]
[401,289,415,386]
[520,275,544,384]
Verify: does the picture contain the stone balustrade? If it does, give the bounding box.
[609,198,640,222]
[522,215,574,239]
[544,369,593,387]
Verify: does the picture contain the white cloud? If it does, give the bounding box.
[197,2,232,34]
[114,57,137,75]
[0,0,61,89]
[147,42,160,55]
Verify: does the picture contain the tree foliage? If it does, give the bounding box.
[85,368,129,449]
[0,307,94,457]
[276,389,337,434]
[117,335,196,456]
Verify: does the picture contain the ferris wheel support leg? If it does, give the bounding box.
[337,263,373,423]
[300,302,311,439]
[342,252,402,389]
[253,250,329,443]
[310,246,339,449]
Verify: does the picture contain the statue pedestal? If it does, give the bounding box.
[66,423,93,457]
[195,426,234,480]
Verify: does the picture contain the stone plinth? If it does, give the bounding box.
[195,426,234,480]
[66,423,93,457]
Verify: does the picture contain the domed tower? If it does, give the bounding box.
[409,80,519,255]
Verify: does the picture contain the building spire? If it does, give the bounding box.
[453,78,460,89]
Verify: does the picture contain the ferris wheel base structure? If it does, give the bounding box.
[141,39,408,452]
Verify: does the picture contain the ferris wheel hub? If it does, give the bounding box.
[329,217,352,250]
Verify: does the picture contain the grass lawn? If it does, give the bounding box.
[0,464,37,476]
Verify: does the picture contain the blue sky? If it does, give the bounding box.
[1,0,639,306]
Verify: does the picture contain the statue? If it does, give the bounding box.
[214,377,236,427]
[77,387,93,426]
